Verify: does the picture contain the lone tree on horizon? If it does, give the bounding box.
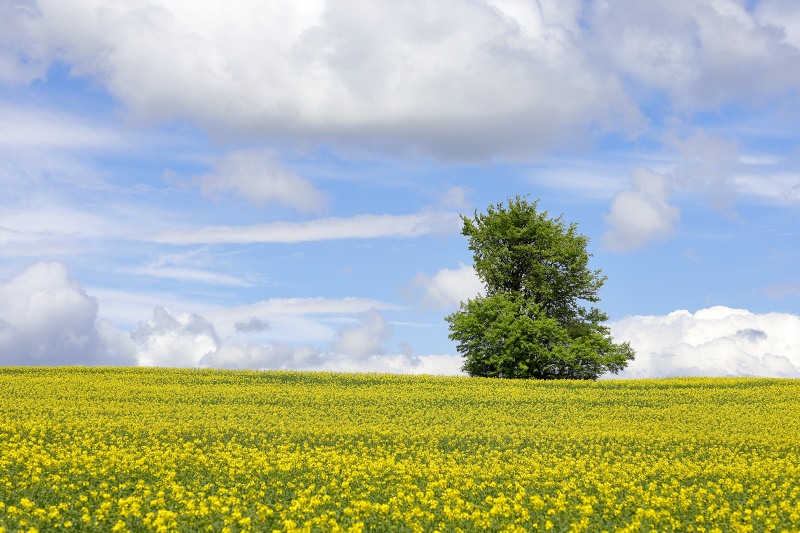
[446,196,635,380]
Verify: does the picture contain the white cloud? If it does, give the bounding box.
[199,339,463,374]
[4,1,800,164]
[331,308,393,359]
[0,192,177,261]
[0,102,122,149]
[2,0,642,159]
[311,352,464,375]
[0,261,136,365]
[88,287,218,333]
[436,186,472,211]
[0,205,113,238]
[125,248,254,287]
[234,316,270,334]
[128,266,251,287]
[134,304,462,374]
[204,296,405,345]
[208,296,404,320]
[0,202,156,260]
[587,0,800,109]
[732,172,800,203]
[0,2,49,84]
[755,0,800,53]
[6,1,800,161]
[131,306,218,367]
[0,103,127,219]
[199,339,325,370]
[404,354,463,376]
[194,149,326,213]
[609,306,800,379]
[411,263,484,310]
[603,167,681,252]
[147,211,462,245]
[665,129,743,210]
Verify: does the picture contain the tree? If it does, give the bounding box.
[446,196,634,380]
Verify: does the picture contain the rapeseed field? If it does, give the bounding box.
[0,368,798,532]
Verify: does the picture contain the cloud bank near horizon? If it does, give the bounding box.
[0,262,461,374]
[609,306,800,379]
[0,262,136,366]
[2,262,798,379]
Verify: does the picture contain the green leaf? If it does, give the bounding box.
[448,196,635,380]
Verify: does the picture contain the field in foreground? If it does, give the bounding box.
[1,369,799,533]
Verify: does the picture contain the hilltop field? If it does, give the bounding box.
[1,368,799,532]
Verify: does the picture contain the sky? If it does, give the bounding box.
[1,0,800,378]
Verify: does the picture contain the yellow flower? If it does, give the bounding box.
[1,369,799,533]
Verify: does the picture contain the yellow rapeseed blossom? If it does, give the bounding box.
[0,368,799,531]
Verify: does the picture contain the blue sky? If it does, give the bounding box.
[1,0,799,377]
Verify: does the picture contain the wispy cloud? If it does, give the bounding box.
[764,282,800,299]
[205,297,405,321]
[127,266,252,287]
[87,287,224,332]
[147,211,461,245]
[0,102,123,149]
[732,172,800,203]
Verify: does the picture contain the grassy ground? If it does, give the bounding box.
[1,367,799,532]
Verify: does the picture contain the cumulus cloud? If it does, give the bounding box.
[6,1,800,160]
[130,307,325,370]
[148,211,462,245]
[0,261,136,365]
[199,340,325,370]
[313,352,464,375]
[411,263,484,310]
[200,340,463,374]
[131,307,218,367]
[603,167,681,252]
[1,0,642,159]
[609,306,800,379]
[193,149,325,213]
[134,304,461,374]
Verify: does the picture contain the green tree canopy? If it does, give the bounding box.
[446,196,634,380]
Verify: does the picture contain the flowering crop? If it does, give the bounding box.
[1,368,799,532]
